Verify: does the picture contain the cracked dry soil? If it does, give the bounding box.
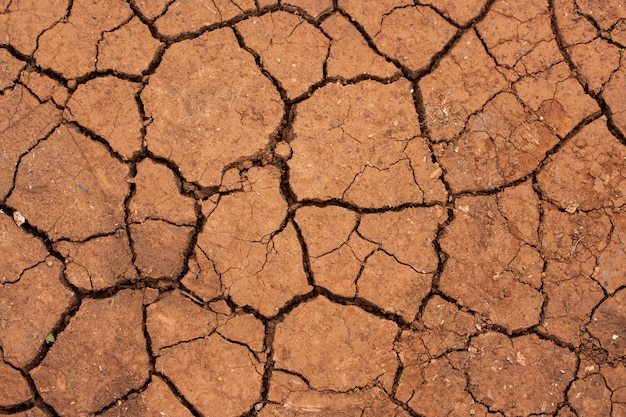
[1,0,626,416]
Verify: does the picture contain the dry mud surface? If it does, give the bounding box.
[1,0,626,416]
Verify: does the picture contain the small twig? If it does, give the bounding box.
[569,237,583,258]
[180,290,204,305]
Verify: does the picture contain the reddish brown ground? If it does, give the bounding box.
[1,1,626,416]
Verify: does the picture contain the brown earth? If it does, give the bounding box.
[1,0,626,416]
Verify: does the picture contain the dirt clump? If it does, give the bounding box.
[463,332,577,416]
[261,371,410,417]
[273,296,398,392]
[65,77,143,159]
[156,334,263,417]
[0,360,31,407]
[7,125,129,241]
[98,376,194,417]
[31,290,149,417]
[55,230,136,291]
[439,194,544,333]
[142,28,283,187]
[237,11,329,98]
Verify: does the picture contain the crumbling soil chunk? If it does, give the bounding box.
[99,376,194,417]
[321,13,399,80]
[96,16,162,76]
[7,125,129,241]
[55,230,136,291]
[198,167,310,316]
[588,289,626,359]
[420,30,508,142]
[0,361,31,407]
[273,296,398,391]
[0,86,62,200]
[0,0,68,55]
[465,332,577,416]
[262,371,410,416]
[142,28,283,187]
[0,257,73,368]
[539,203,609,346]
[439,195,544,332]
[436,92,559,192]
[289,79,446,205]
[146,290,217,355]
[65,77,143,159]
[34,0,132,78]
[156,335,263,417]
[237,11,329,98]
[130,220,194,279]
[129,159,196,225]
[31,290,150,417]
[537,118,626,210]
[154,0,256,37]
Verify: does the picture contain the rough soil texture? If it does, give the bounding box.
[1,1,626,416]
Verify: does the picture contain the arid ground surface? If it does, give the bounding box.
[1,0,626,416]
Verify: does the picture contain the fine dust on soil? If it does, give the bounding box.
[1,0,626,416]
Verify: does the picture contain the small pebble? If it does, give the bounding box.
[13,211,25,226]
[274,141,292,159]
